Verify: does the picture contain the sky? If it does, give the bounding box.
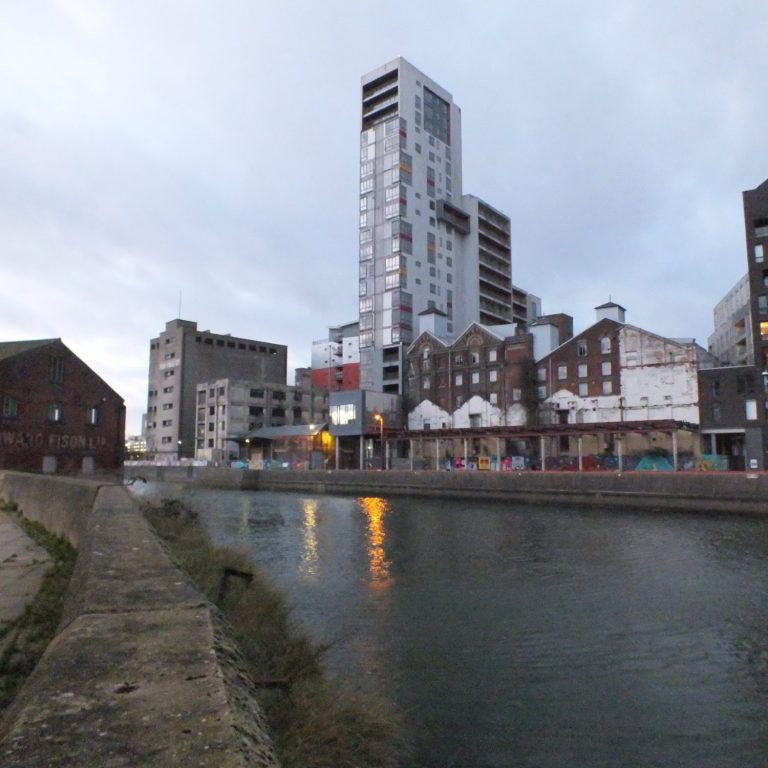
[2,1,768,434]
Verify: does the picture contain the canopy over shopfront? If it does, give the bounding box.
[239,423,332,469]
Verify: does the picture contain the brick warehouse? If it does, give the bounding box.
[0,339,125,473]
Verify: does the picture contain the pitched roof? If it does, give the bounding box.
[0,339,58,362]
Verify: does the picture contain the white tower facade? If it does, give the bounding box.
[358,58,515,394]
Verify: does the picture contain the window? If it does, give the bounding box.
[161,436,172,444]
[746,399,758,420]
[537,385,547,399]
[2,396,18,417]
[761,322,768,341]
[250,388,264,398]
[578,364,588,378]
[490,392,498,405]
[512,387,522,401]
[754,218,768,238]
[578,382,588,396]
[601,336,611,353]
[455,374,463,386]
[577,340,588,356]
[537,367,546,382]
[470,351,480,364]
[602,380,613,395]
[756,244,765,263]
[385,273,400,289]
[422,376,431,389]
[489,370,498,383]
[471,372,480,384]
[86,406,100,426]
[558,365,567,380]
[49,356,64,383]
[711,379,720,396]
[47,403,63,422]
[602,362,612,376]
[488,349,497,362]
[761,297,768,318]
[163,386,174,394]
[161,419,172,427]
[163,403,173,411]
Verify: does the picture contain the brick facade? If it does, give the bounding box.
[0,339,125,473]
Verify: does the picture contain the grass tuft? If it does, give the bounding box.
[143,498,409,768]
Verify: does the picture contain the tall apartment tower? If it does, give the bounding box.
[358,57,518,394]
[744,178,768,371]
[145,319,287,460]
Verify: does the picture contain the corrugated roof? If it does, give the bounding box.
[0,338,58,362]
[245,423,327,440]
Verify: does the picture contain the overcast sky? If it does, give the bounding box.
[2,1,767,434]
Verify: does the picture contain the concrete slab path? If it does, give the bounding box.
[0,511,50,646]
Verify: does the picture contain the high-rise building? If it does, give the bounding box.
[358,58,529,394]
[145,319,287,460]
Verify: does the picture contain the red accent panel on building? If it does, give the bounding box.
[310,363,361,392]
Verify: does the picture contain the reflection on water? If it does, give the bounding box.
[357,496,391,588]
[131,484,768,768]
[299,499,319,578]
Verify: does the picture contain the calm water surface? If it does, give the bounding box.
[133,484,768,767]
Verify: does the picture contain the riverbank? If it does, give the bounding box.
[123,467,768,515]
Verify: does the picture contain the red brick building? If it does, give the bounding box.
[0,339,125,473]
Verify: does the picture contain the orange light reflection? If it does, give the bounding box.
[357,496,392,588]
[299,499,319,578]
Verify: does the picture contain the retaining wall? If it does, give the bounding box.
[0,471,279,768]
[124,466,768,515]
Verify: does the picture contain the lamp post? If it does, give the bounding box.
[244,437,250,463]
[177,439,182,464]
[374,413,385,470]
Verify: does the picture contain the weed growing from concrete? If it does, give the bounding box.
[0,514,77,710]
[143,498,409,768]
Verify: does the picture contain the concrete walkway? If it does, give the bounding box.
[0,511,50,647]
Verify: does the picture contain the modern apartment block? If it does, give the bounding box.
[358,57,532,395]
[145,319,287,460]
[744,178,768,371]
[708,274,752,366]
[310,322,361,393]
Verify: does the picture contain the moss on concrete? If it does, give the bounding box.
[0,515,77,710]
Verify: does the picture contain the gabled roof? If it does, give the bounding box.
[407,330,449,354]
[594,301,626,311]
[0,338,58,362]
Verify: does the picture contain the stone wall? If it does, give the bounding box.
[123,465,768,515]
[0,471,279,768]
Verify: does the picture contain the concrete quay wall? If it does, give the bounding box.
[124,466,768,515]
[0,471,279,768]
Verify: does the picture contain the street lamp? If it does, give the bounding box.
[374,413,385,470]
[177,439,182,464]
[244,437,250,462]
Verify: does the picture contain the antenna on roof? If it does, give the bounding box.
[178,290,182,319]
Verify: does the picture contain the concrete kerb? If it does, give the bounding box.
[0,473,280,768]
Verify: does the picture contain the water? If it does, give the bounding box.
[132,484,768,767]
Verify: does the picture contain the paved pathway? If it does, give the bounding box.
[0,511,50,647]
